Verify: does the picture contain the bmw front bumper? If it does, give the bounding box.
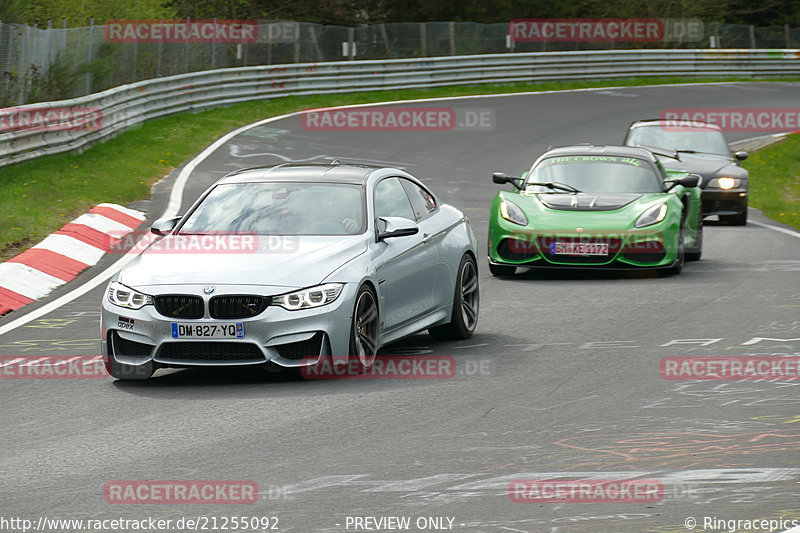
[100,283,356,372]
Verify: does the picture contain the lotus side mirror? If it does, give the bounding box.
[665,174,700,191]
[492,171,524,190]
[734,151,748,162]
[377,216,419,241]
[492,172,509,184]
[150,216,180,235]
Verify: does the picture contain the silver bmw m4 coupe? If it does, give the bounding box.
[100,162,479,379]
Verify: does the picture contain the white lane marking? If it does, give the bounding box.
[96,203,146,220]
[0,264,65,300]
[32,234,106,264]
[0,81,795,336]
[749,220,800,239]
[0,110,302,336]
[70,213,133,235]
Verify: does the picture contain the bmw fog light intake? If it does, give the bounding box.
[500,200,528,226]
[635,203,668,228]
[272,283,344,310]
[107,281,153,310]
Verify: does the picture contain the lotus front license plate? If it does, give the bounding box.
[551,241,609,256]
[171,323,245,339]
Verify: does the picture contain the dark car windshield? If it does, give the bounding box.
[626,125,730,156]
[526,155,663,193]
[179,182,365,235]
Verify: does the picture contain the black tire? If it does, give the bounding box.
[686,211,703,262]
[105,357,154,380]
[429,254,480,340]
[489,263,515,277]
[349,285,379,369]
[721,210,747,226]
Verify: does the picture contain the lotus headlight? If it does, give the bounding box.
[708,177,739,190]
[107,281,153,310]
[500,200,528,226]
[272,283,343,310]
[635,203,668,228]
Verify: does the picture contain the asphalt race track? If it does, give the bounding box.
[2,82,800,533]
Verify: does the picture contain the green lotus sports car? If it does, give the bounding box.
[488,145,702,276]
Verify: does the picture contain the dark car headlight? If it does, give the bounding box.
[707,177,740,190]
[635,203,668,228]
[272,283,343,310]
[500,200,528,226]
[107,281,153,310]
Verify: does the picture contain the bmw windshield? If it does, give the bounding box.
[525,155,663,194]
[627,125,730,156]
[179,182,365,235]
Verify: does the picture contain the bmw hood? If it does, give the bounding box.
[118,234,369,290]
[663,154,745,182]
[537,193,643,211]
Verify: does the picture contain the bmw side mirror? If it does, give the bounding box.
[150,216,180,235]
[734,151,748,162]
[377,216,419,241]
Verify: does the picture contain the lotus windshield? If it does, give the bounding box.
[626,125,730,156]
[526,156,662,193]
[180,182,365,235]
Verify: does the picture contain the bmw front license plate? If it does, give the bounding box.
[552,241,609,256]
[171,323,244,339]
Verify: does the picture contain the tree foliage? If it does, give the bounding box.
[1,0,796,28]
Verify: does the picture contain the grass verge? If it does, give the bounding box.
[741,133,800,231]
[1,75,799,260]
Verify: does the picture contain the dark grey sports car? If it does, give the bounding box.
[624,119,749,225]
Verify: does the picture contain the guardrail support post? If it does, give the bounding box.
[449,22,455,55]
[85,17,93,95]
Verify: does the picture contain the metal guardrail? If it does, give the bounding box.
[1,48,799,169]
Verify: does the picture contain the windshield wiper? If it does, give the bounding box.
[527,181,582,193]
[676,149,724,156]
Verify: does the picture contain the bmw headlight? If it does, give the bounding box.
[707,177,740,190]
[272,283,344,310]
[635,203,668,228]
[107,281,153,310]
[500,200,528,226]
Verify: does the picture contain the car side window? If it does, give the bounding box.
[374,177,416,223]
[401,179,437,221]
